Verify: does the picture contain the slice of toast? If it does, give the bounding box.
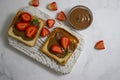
[40,27,79,65]
[8,10,45,47]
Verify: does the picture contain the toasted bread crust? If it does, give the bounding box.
[8,10,45,47]
[40,27,79,65]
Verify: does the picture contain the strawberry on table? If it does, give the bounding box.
[51,44,63,54]
[95,40,105,50]
[60,36,70,49]
[16,22,28,31]
[48,2,58,11]
[25,26,37,38]
[31,0,39,7]
[21,12,31,22]
[41,28,50,37]
[57,11,67,21]
[47,19,55,28]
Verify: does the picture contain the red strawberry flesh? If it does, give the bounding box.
[48,2,57,11]
[47,19,55,28]
[60,36,70,49]
[41,28,50,37]
[31,0,39,7]
[51,44,63,54]
[57,11,67,21]
[16,22,28,31]
[26,26,37,38]
[95,40,105,50]
[21,12,31,22]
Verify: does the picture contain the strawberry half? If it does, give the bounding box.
[21,12,31,22]
[57,11,67,21]
[48,2,57,11]
[47,19,55,28]
[60,36,70,49]
[51,44,63,54]
[25,26,37,38]
[95,40,105,50]
[16,22,28,31]
[31,0,39,7]
[41,28,50,37]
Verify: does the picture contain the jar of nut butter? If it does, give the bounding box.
[68,5,93,30]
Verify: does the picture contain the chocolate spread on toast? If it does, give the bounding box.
[48,32,77,58]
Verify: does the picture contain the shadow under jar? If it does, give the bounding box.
[68,5,93,30]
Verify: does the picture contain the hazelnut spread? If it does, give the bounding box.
[68,5,93,30]
[47,31,77,58]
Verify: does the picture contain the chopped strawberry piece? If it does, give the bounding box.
[47,19,55,28]
[60,36,70,49]
[41,28,50,37]
[31,0,39,7]
[51,44,63,54]
[95,40,105,50]
[57,11,67,21]
[25,26,37,38]
[48,2,57,11]
[16,22,28,31]
[21,12,31,22]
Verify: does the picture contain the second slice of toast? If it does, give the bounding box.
[40,28,79,65]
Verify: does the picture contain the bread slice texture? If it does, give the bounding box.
[8,10,45,47]
[40,27,79,65]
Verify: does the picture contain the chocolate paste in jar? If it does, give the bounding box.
[68,5,93,30]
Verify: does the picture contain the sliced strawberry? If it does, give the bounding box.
[60,36,70,49]
[41,28,50,37]
[48,2,57,11]
[57,11,67,21]
[47,19,55,28]
[95,40,105,50]
[51,44,63,54]
[31,0,39,7]
[25,26,37,38]
[16,22,28,31]
[21,12,31,22]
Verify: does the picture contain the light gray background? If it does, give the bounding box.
[0,0,120,80]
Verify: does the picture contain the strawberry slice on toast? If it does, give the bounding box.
[21,12,31,22]
[25,26,37,38]
[16,22,29,31]
[51,44,63,54]
[60,36,70,49]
